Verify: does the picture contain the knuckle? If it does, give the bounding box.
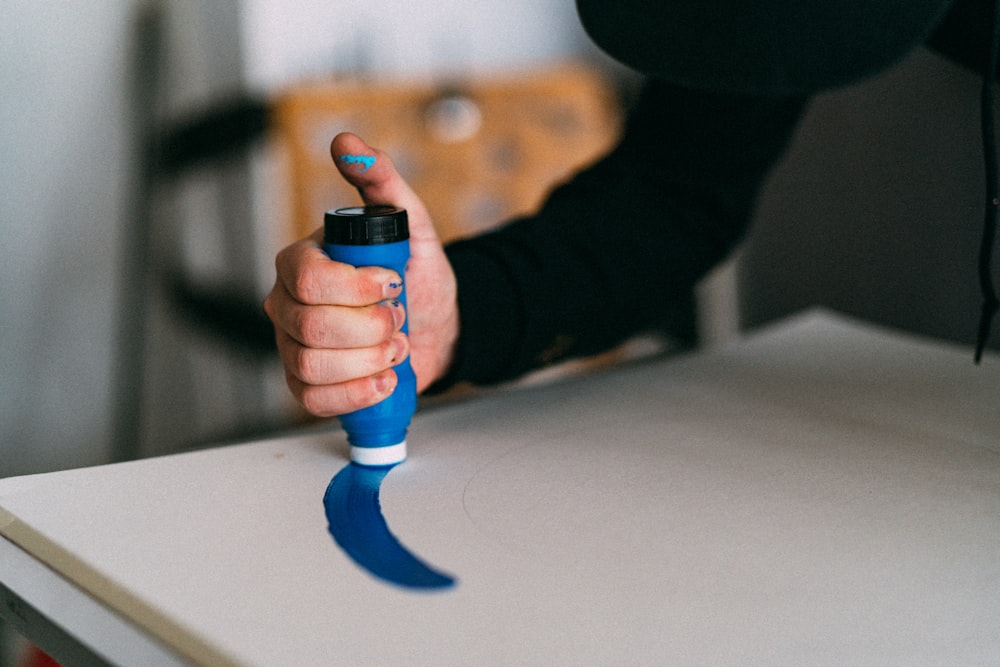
[292,268,324,304]
[344,269,382,306]
[294,307,327,346]
[274,245,292,271]
[298,385,333,417]
[262,291,277,321]
[285,372,326,417]
[294,346,323,384]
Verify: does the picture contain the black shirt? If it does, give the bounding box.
[435,0,996,388]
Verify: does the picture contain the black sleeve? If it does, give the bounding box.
[435,79,807,388]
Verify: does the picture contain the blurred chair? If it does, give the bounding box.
[271,65,622,244]
[273,64,623,243]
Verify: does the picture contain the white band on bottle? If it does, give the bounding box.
[350,441,407,467]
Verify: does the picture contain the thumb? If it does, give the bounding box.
[330,132,438,247]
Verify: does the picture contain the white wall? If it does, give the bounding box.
[240,1,594,90]
[740,49,999,353]
[1,1,137,476]
[0,0,600,478]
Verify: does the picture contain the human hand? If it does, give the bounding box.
[263,133,459,417]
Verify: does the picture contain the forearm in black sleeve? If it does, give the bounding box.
[438,80,808,387]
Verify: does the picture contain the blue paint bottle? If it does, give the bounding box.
[324,206,417,466]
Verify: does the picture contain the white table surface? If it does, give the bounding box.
[2,310,998,666]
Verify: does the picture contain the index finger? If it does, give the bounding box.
[275,229,403,306]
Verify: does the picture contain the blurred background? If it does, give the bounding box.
[2,0,997,475]
[1,0,627,481]
[0,0,996,661]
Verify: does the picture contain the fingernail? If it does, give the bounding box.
[389,300,405,330]
[374,370,394,395]
[383,279,403,299]
[338,154,376,172]
[392,335,408,364]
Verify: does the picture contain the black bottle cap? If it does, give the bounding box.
[324,205,409,245]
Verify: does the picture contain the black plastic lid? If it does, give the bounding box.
[324,206,409,245]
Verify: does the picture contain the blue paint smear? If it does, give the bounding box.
[338,154,376,172]
[324,463,456,590]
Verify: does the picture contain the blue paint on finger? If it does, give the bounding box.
[324,463,456,590]
[339,154,377,172]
